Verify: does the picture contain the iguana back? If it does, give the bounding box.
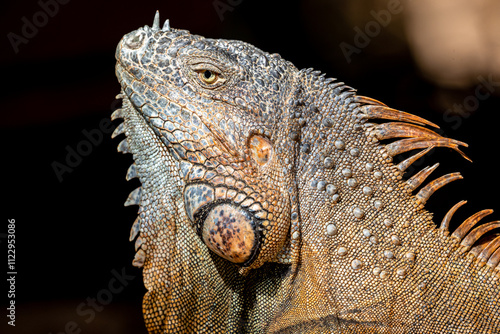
[113,12,500,333]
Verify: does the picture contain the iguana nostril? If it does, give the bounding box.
[124,31,145,50]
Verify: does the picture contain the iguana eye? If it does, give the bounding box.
[184,58,229,89]
[198,69,218,84]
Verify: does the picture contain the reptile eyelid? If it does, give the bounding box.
[191,63,223,73]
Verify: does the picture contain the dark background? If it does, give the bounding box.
[2,0,499,333]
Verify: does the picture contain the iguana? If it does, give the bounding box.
[113,12,500,333]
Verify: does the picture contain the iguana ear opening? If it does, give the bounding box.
[248,135,273,166]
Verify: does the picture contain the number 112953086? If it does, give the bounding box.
[7,219,16,272]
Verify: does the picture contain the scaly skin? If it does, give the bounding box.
[113,13,500,333]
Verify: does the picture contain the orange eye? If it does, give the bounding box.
[249,135,273,166]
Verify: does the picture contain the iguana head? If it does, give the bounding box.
[115,12,299,271]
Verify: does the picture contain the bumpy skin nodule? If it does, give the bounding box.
[114,15,500,334]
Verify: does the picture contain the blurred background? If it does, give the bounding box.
[2,0,499,333]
